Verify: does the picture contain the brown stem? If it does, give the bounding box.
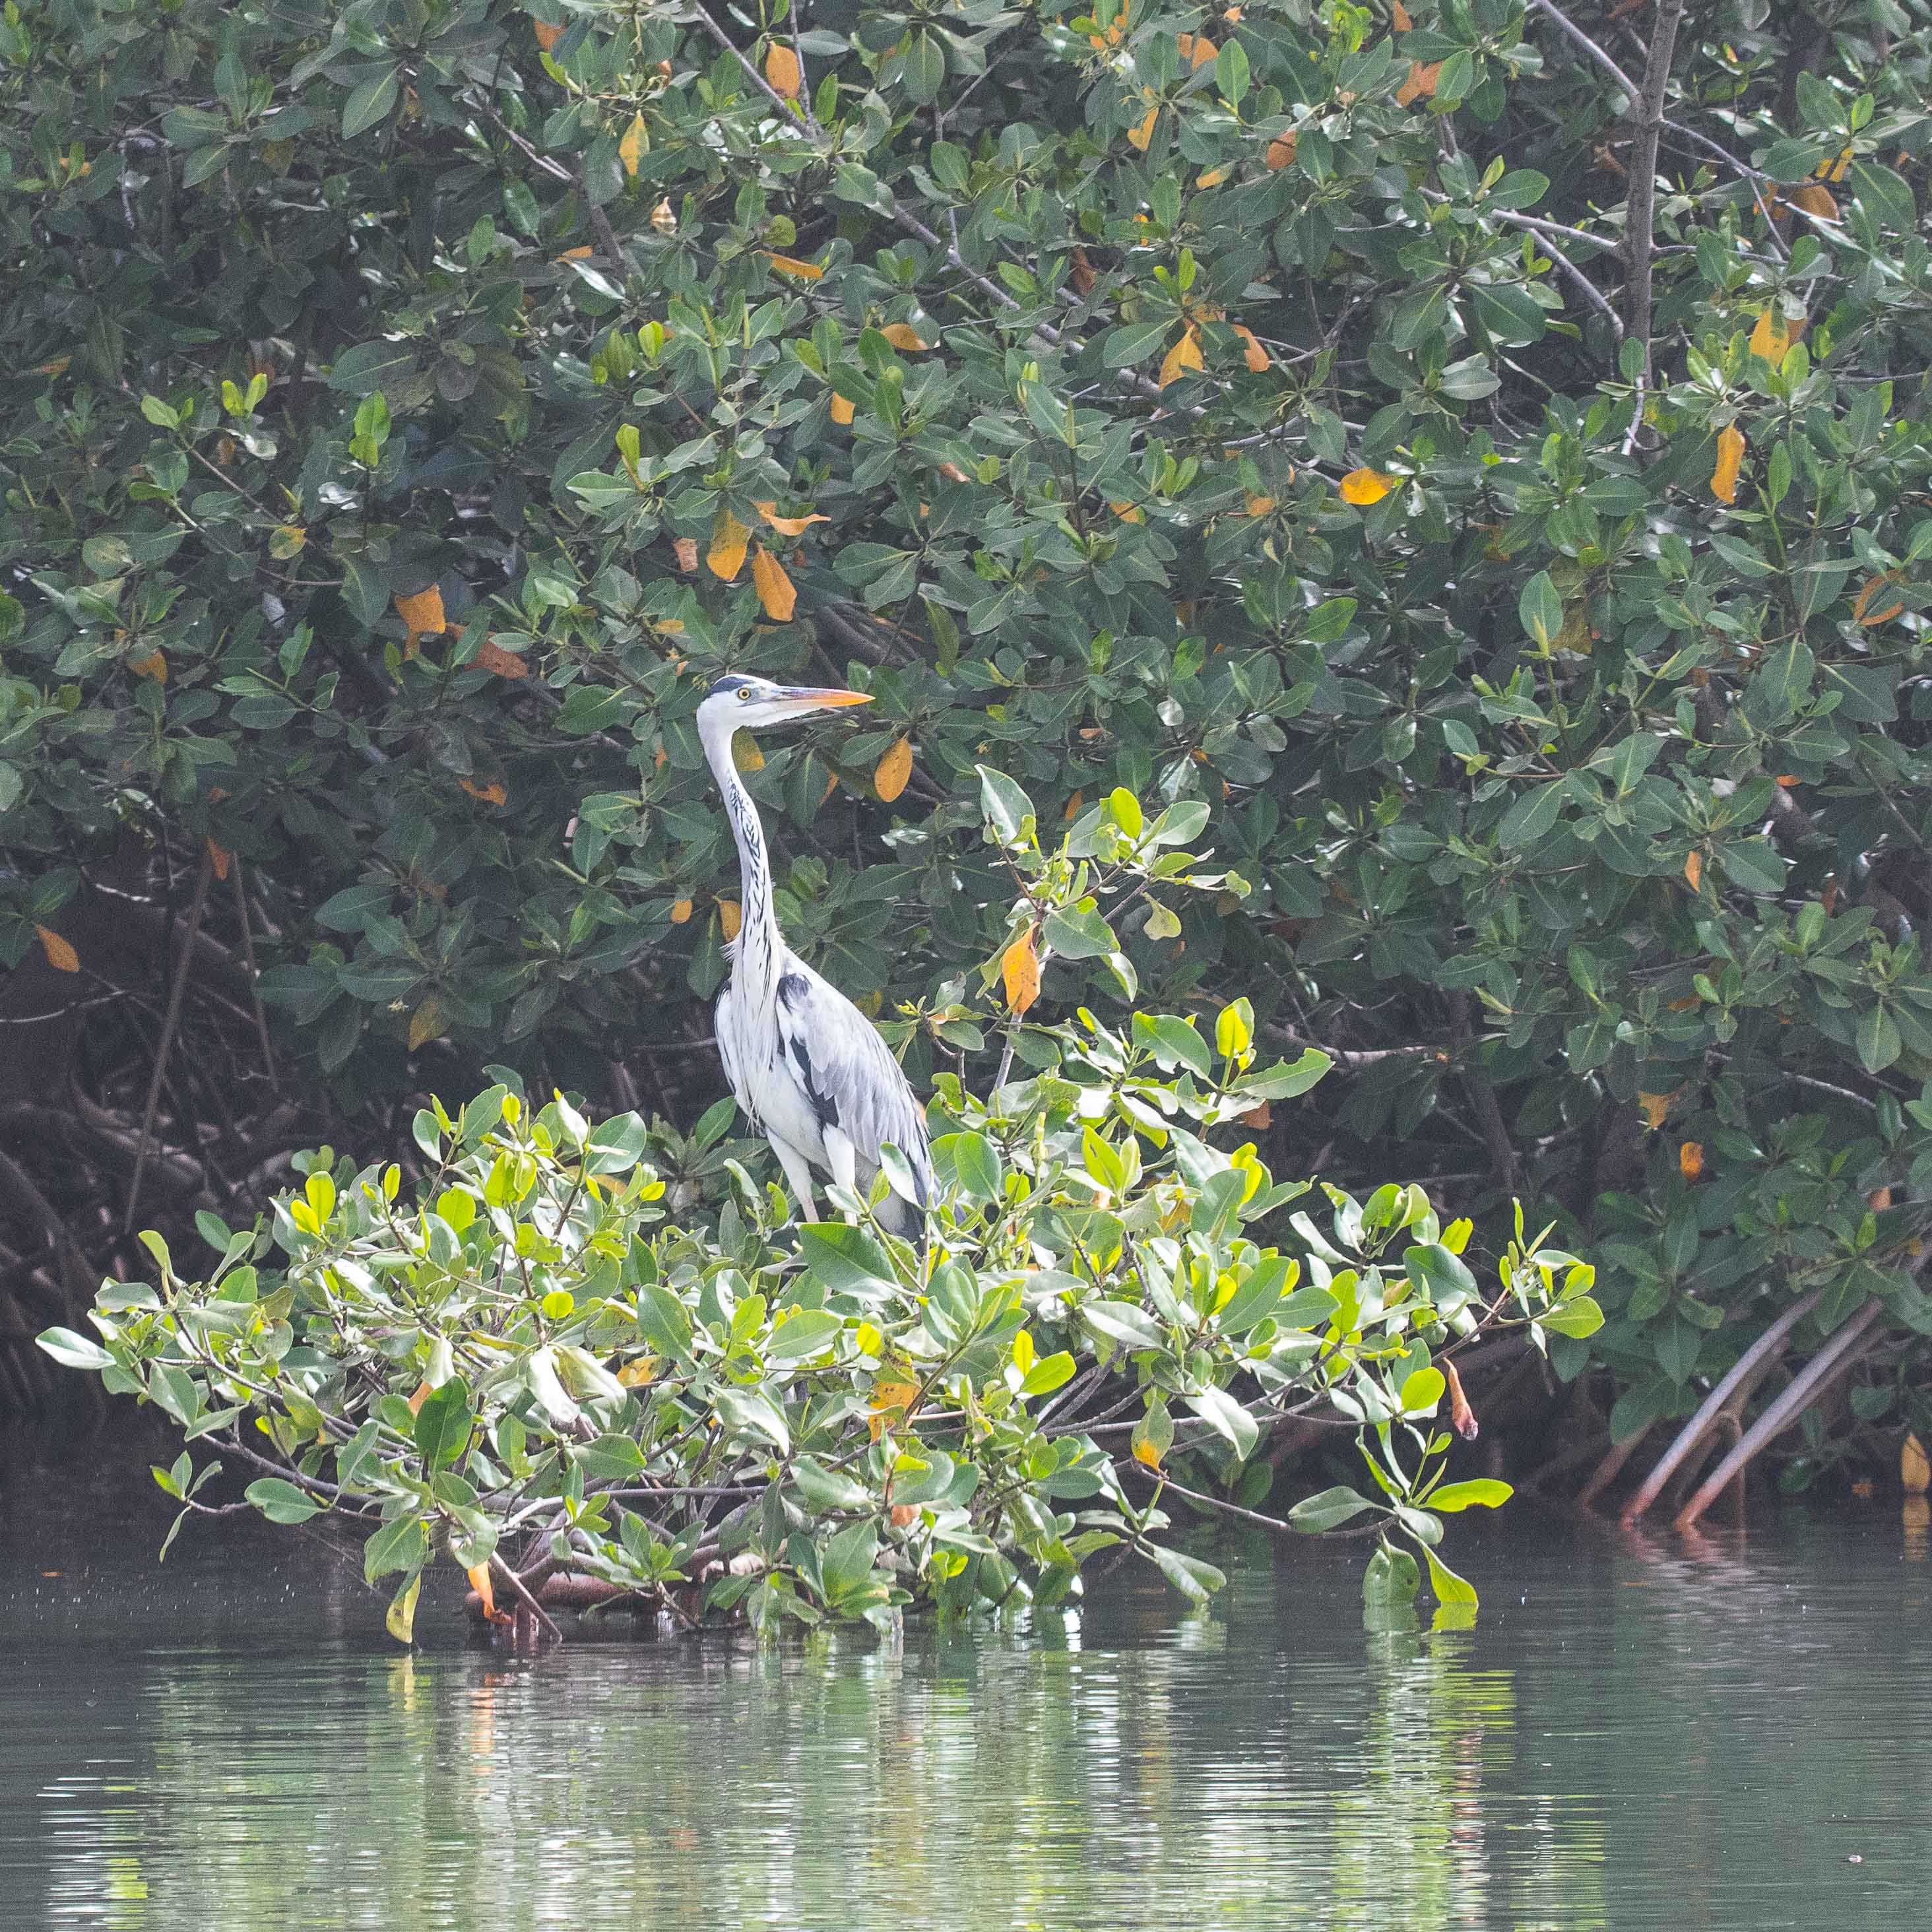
[125,845,216,1233]
[1672,1300,1886,1531]
[1447,991,1519,1196]
[1623,0,1685,374]
[1621,1286,1824,1522]
[1576,1419,1652,1510]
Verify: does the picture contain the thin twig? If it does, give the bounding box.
[125,845,215,1233]
[1623,0,1686,373]
[230,856,280,1095]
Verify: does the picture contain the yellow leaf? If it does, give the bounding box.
[1132,1436,1164,1471]
[1128,104,1159,152]
[651,196,676,236]
[408,998,444,1052]
[617,1355,659,1387]
[1241,1100,1273,1129]
[1243,493,1277,517]
[1111,499,1144,523]
[829,390,856,426]
[471,638,527,679]
[878,322,930,352]
[1233,323,1271,371]
[1636,1091,1674,1130]
[1853,574,1905,626]
[619,112,647,178]
[707,507,751,581]
[1683,849,1703,891]
[1176,32,1216,69]
[875,738,913,802]
[672,536,699,573]
[395,585,446,637]
[386,1572,422,1646]
[127,649,168,682]
[1870,1186,1893,1211]
[555,245,594,261]
[1395,59,1441,106]
[719,899,742,943]
[751,544,796,621]
[205,837,232,883]
[1002,931,1042,1015]
[1709,425,1745,504]
[669,897,693,924]
[765,42,802,99]
[1393,1,1415,28]
[408,1379,434,1415]
[763,251,825,280]
[1904,1434,1931,1495]
[1554,606,1594,656]
[732,731,763,773]
[754,500,831,536]
[459,777,507,805]
[1158,327,1204,387]
[1749,307,1789,362]
[1265,131,1297,170]
[1679,1140,1704,1180]
[36,355,71,378]
[533,20,562,52]
[1339,467,1398,505]
[868,1377,918,1441]
[1062,789,1084,820]
[1790,182,1838,220]
[1198,164,1231,189]
[34,924,79,974]
[467,1562,510,1625]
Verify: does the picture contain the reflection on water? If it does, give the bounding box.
[2,1465,1927,1931]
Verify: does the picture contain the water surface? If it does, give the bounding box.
[2,1455,1925,1929]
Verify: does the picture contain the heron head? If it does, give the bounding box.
[697,673,872,734]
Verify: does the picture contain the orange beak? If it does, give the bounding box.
[773,685,872,713]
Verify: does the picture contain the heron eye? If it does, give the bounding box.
[737,686,752,702]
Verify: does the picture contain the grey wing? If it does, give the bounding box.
[777,961,930,1208]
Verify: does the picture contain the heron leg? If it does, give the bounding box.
[822,1126,860,1210]
[771,1139,820,1225]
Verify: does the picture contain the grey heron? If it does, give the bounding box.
[695,673,932,1243]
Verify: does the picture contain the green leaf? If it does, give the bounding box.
[800,1223,899,1296]
[1427,1479,1513,1512]
[36,1326,113,1372]
[946,1130,1003,1204]
[1519,569,1563,648]
[579,1433,648,1479]
[1187,1384,1259,1459]
[413,1378,472,1468]
[1497,779,1566,851]
[364,1514,428,1586]
[1216,1254,1293,1333]
[1289,1485,1374,1531]
[1542,1295,1605,1338]
[342,66,400,138]
[1422,1543,1479,1612]
[1147,1543,1227,1601]
[245,1477,323,1525]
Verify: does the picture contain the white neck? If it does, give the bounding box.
[699,716,783,990]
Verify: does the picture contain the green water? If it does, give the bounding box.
[3,1460,1927,1931]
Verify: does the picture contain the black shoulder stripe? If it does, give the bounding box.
[788,1033,841,1130]
[777,969,808,1009]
